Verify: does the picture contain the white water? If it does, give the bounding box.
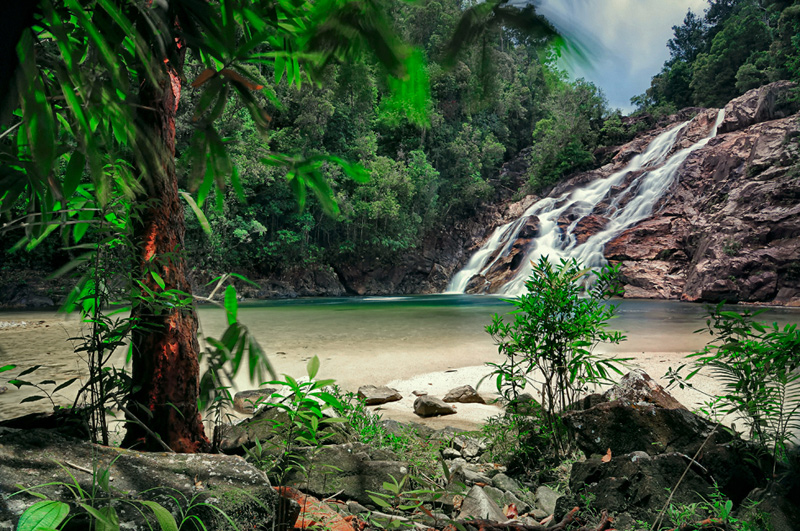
[447,110,725,295]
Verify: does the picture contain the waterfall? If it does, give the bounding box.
[447,109,725,296]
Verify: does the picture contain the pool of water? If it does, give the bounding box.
[1,296,799,420]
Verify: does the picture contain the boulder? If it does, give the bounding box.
[443,385,485,404]
[483,485,530,514]
[534,485,562,516]
[562,391,727,457]
[562,372,764,504]
[457,486,507,522]
[602,369,686,410]
[0,429,279,531]
[233,388,277,414]
[357,385,402,405]
[568,452,714,522]
[219,406,349,454]
[281,442,408,506]
[413,396,456,417]
[490,473,526,501]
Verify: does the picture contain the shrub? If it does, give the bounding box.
[483,257,627,458]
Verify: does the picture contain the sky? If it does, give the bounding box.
[534,0,709,112]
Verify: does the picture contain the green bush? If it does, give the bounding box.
[483,257,627,458]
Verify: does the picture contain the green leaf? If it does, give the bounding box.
[138,501,179,531]
[179,192,211,236]
[306,355,320,380]
[224,285,238,325]
[95,505,119,531]
[0,365,15,373]
[368,495,392,509]
[18,365,42,377]
[16,500,70,531]
[20,396,47,404]
[63,152,86,198]
[78,503,116,531]
[151,271,166,290]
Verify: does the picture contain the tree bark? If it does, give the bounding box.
[120,43,210,453]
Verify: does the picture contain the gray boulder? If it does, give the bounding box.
[457,486,507,522]
[282,442,408,506]
[535,485,562,516]
[491,473,529,503]
[413,396,455,417]
[483,485,530,514]
[357,385,403,405]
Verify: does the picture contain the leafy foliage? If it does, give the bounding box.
[634,0,800,113]
[668,303,800,471]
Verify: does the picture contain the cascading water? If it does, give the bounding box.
[447,109,726,296]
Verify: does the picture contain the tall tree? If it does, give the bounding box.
[667,10,706,64]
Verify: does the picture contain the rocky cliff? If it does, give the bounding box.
[455,81,800,306]
[606,81,800,305]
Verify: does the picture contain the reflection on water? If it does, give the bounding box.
[1,296,799,420]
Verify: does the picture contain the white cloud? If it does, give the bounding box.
[534,0,708,112]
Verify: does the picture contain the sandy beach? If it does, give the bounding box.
[0,307,731,432]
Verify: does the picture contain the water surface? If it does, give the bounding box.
[1,296,799,420]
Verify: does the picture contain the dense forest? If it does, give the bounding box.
[633,0,800,112]
[2,0,799,291]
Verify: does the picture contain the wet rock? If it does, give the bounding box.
[443,385,485,404]
[457,486,507,522]
[718,81,799,134]
[413,396,456,417]
[572,214,609,245]
[603,89,800,306]
[357,385,402,406]
[0,429,278,531]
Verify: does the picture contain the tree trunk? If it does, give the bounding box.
[120,45,210,453]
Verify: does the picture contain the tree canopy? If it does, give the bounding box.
[634,0,800,113]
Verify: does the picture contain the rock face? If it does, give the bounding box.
[453,81,800,306]
[605,82,800,306]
